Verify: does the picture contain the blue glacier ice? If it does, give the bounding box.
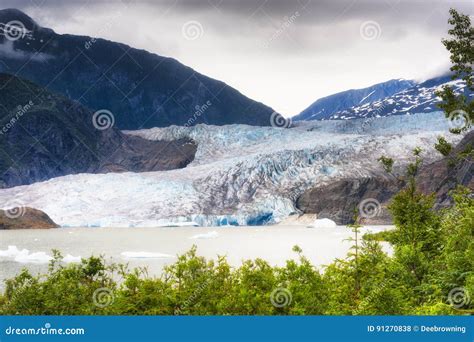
[0,112,465,227]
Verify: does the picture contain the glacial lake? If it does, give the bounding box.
[0,225,393,289]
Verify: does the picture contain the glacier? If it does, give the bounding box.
[0,112,465,227]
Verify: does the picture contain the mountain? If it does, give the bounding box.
[297,130,473,224]
[0,207,59,229]
[0,112,463,227]
[328,74,472,120]
[293,79,415,121]
[296,176,399,224]
[298,74,472,121]
[0,8,277,129]
[416,130,473,206]
[0,73,197,188]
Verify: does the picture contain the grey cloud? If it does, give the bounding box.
[6,1,472,45]
[0,0,472,115]
[0,40,53,61]
[6,0,473,26]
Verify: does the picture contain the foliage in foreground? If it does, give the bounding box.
[436,8,473,133]
[0,186,472,316]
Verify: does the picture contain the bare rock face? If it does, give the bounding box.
[296,132,473,225]
[0,74,197,188]
[417,131,474,207]
[296,176,400,225]
[0,207,59,229]
[95,130,197,173]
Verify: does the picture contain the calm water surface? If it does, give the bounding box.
[0,225,393,289]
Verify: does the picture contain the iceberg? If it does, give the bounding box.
[63,254,82,263]
[120,251,174,259]
[0,245,81,264]
[0,245,52,264]
[308,218,337,228]
[189,231,220,239]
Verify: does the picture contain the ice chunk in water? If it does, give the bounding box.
[0,245,81,264]
[189,231,219,239]
[308,218,337,228]
[120,251,174,259]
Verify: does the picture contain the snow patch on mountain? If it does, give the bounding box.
[294,79,415,121]
[329,78,471,120]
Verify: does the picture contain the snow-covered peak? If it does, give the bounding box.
[325,76,471,120]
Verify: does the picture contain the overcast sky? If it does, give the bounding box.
[4,0,473,116]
